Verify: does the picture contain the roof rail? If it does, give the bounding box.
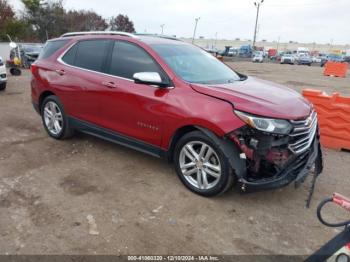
[60,31,138,38]
[135,33,181,41]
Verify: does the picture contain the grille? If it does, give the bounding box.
[289,110,318,154]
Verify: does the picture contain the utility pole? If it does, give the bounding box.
[276,36,281,54]
[329,38,334,52]
[160,24,165,35]
[253,0,264,50]
[192,17,201,44]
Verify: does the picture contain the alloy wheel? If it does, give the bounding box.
[43,101,63,135]
[179,141,222,190]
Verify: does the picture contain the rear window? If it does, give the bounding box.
[38,40,68,59]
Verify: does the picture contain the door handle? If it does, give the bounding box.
[102,81,117,88]
[55,69,65,76]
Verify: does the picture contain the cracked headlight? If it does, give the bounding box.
[235,110,293,135]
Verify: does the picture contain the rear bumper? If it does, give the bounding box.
[238,136,322,193]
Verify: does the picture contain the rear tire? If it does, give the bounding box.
[0,82,6,91]
[41,95,74,139]
[174,130,235,197]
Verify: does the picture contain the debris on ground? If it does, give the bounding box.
[86,214,99,235]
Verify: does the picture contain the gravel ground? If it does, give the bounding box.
[0,63,349,256]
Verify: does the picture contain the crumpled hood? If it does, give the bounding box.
[190,77,312,120]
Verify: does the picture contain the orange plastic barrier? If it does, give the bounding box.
[323,62,348,78]
[303,89,350,150]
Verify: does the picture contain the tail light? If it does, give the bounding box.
[30,63,38,76]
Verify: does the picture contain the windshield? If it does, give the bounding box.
[151,44,241,84]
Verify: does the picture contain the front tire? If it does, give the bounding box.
[41,95,74,139]
[174,131,235,197]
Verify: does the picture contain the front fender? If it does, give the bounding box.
[196,126,246,180]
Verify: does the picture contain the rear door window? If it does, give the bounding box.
[73,40,111,72]
[62,40,111,73]
[39,40,68,59]
[108,41,163,79]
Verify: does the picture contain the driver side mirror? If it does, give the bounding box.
[133,72,169,87]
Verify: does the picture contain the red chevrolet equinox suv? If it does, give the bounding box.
[31,31,323,197]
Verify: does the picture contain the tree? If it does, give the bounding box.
[110,14,135,33]
[0,0,15,39]
[2,20,35,42]
[0,0,34,42]
[2,1,134,42]
[21,0,66,41]
[64,10,108,32]
[0,0,15,29]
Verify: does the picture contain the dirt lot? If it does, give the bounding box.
[0,63,349,256]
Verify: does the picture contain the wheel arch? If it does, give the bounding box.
[166,125,246,180]
[194,126,246,180]
[39,90,56,112]
[166,125,200,162]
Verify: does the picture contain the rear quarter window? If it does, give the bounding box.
[38,40,69,59]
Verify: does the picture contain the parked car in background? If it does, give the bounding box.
[252,52,263,63]
[280,54,295,65]
[204,47,218,55]
[10,44,42,68]
[239,45,253,58]
[31,31,323,197]
[218,46,231,57]
[228,47,238,57]
[0,56,7,91]
[217,47,238,57]
[312,56,322,63]
[297,54,312,66]
[320,54,345,67]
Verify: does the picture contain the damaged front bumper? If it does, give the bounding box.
[238,135,323,193]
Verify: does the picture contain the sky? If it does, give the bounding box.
[8,0,350,45]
